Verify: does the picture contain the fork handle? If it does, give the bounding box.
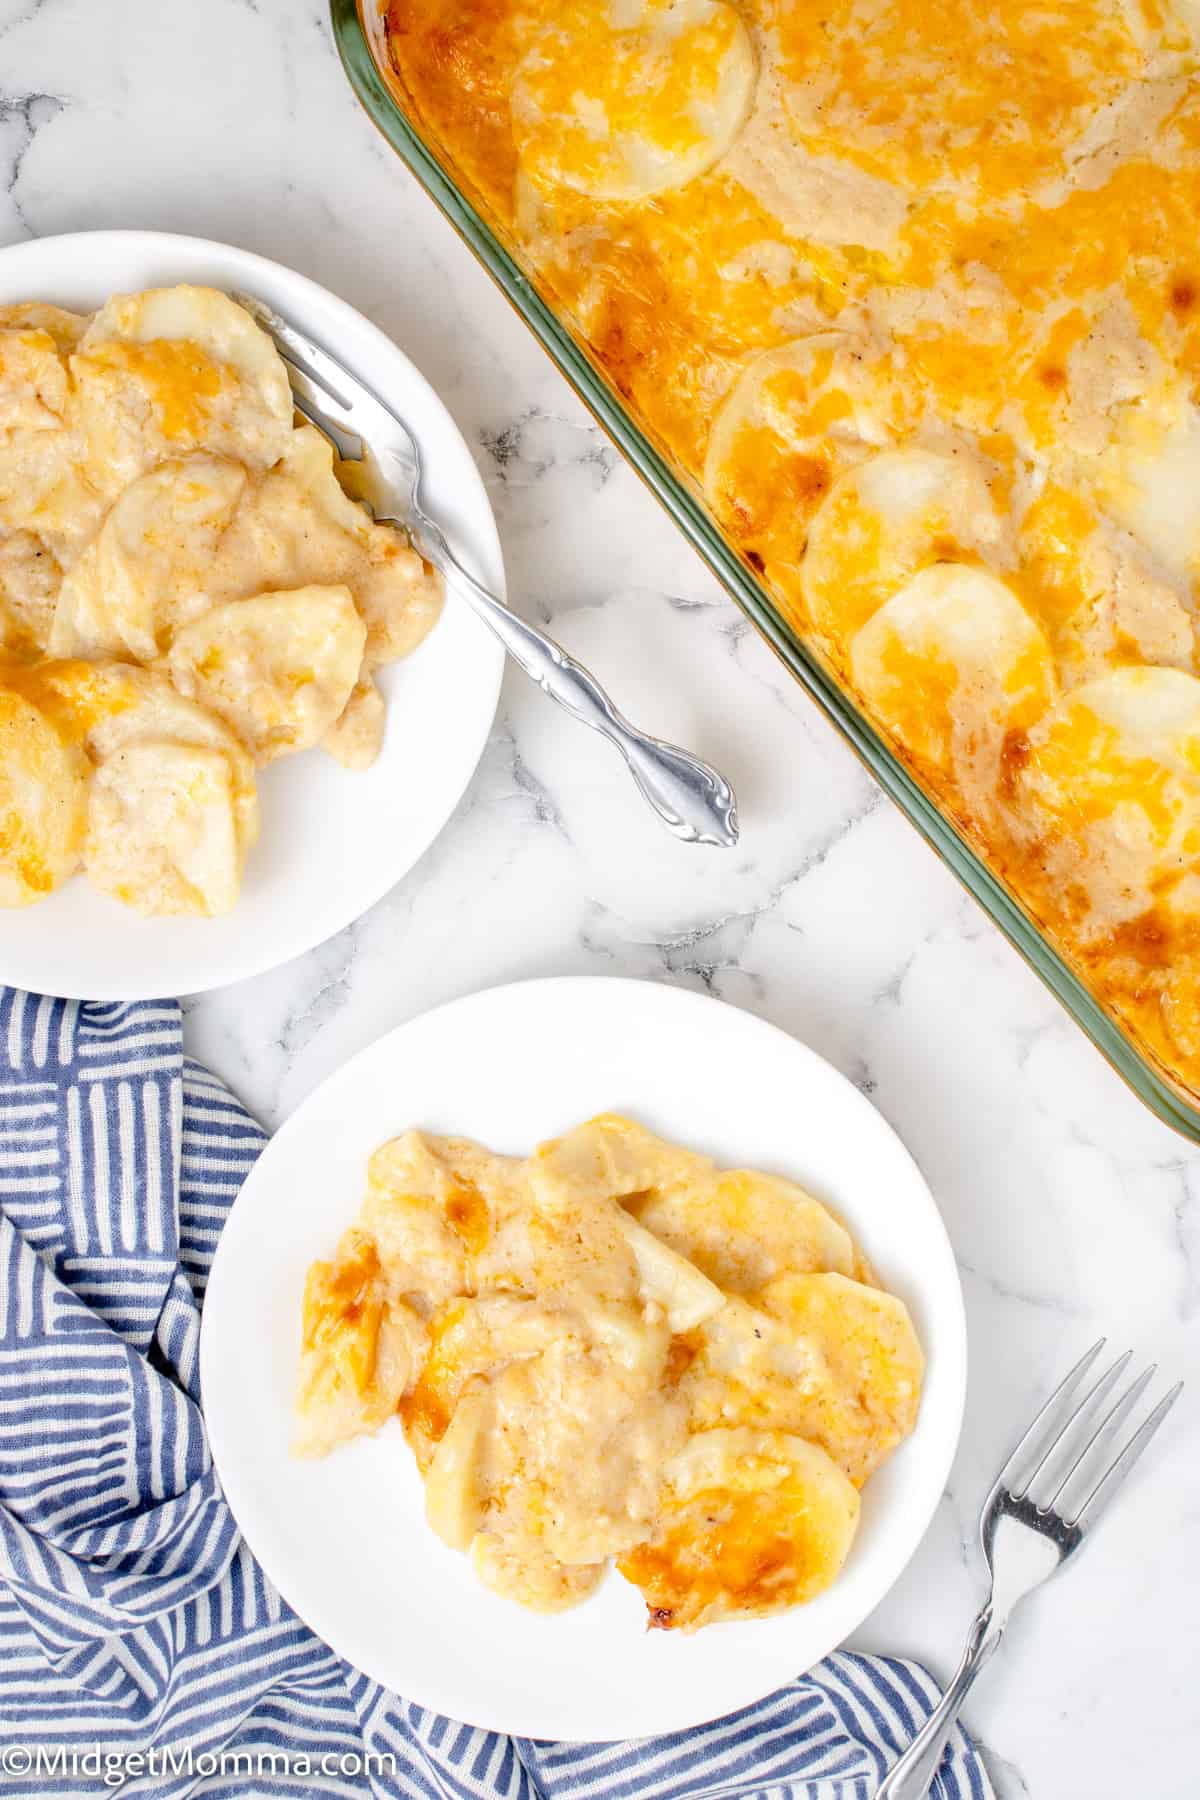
[415,520,738,847]
[875,1604,1003,1800]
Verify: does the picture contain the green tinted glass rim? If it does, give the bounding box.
[330,0,1200,1143]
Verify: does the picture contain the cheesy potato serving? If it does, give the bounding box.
[384,0,1200,1100]
[0,286,442,916]
[295,1114,923,1629]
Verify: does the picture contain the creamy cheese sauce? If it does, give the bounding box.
[0,286,443,916]
[385,0,1200,1100]
[294,1114,923,1629]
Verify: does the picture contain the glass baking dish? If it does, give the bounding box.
[330,0,1200,1143]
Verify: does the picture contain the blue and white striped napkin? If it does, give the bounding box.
[0,991,993,1800]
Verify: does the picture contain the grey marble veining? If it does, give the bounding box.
[3,2,1197,1792]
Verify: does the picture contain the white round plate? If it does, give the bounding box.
[201,976,967,1741]
[0,230,504,999]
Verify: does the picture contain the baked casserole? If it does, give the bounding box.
[378,0,1200,1100]
[295,1114,923,1628]
[0,285,441,916]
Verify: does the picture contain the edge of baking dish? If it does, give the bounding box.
[330,0,1200,1143]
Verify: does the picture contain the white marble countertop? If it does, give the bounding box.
[3,2,1197,1793]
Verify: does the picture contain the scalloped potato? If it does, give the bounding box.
[295,1115,923,1630]
[322,676,386,771]
[387,0,1200,1097]
[800,448,1010,650]
[0,317,102,562]
[38,660,260,853]
[618,1428,860,1629]
[0,681,87,906]
[0,659,261,917]
[206,424,443,671]
[85,741,245,917]
[849,563,1058,805]
[0,304,89,353]
[71,286,295,495]
[0,531,62,658]
[50,455,250,662]
[0,284,445,917]
[511,0,757,202]
[166,585,366,765]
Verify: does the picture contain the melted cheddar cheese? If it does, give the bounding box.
[0,286,444,918]
[295,1115,922,1629]
[385,0,1200,1102]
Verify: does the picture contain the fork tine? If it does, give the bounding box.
[1042,1362,1155,1516]
[1013,1347,1133,1501]
[992,1338,1105,1497]
[289,390,358,470]
[232,291,360,413]
[1067,1380,1183,1530]
[278,353,362,445]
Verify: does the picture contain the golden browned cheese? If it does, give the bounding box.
[385,0,1200,1102]
[617,1430,861,1628]
[303,1230,385,1390]
[294,1115,922,1629]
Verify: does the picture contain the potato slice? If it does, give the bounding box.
[536,1114,854,1296]
[0,326,70,432]
[1017,665,1200,927]
[204,425,442,673]
[767,0,1139,199]
[629,1168,855,1293]
[675,1293,818,1424]
[294,1229,428,1458]
[759,1272,925,1484]
[619,1427,859,1628]
[0,323,100,555]
[678,1279,923,1487]
[615,1211,725,1332]
[0,428,101,559]
[424,1382,494,1551]
[469,1534,607,1613]
[71,285,294,493]
[399,1295,573,1471]
[68,666,260,853]
[84,741,246,917]
[166,584,366,764]
[321,676,385,770]
[801,447,1008,650]
[511,0,756,201]
[488,1337,686,1567]
[531,1112,714,1205]
[849,562,1057,784]
[0,531,62,658]
[1017,483,1194,683]
[0,682,87,906]
[703,333,897,602]
[0,304,89,353]
[91,666,257,846]
[50,455,249,661]
[363,1128,526,1302]
[1095,395,1200,588]
[49,662,260,857]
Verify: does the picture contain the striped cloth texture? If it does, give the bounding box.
[0,991,994,1800]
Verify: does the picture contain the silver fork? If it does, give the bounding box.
[876,1341,1182,1800]
[234,293,739,849]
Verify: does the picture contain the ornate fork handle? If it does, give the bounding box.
[874,1338,1180,1800]
[875,1604,1004,1800]
[415,514,740,848]
[235,289,739,848]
